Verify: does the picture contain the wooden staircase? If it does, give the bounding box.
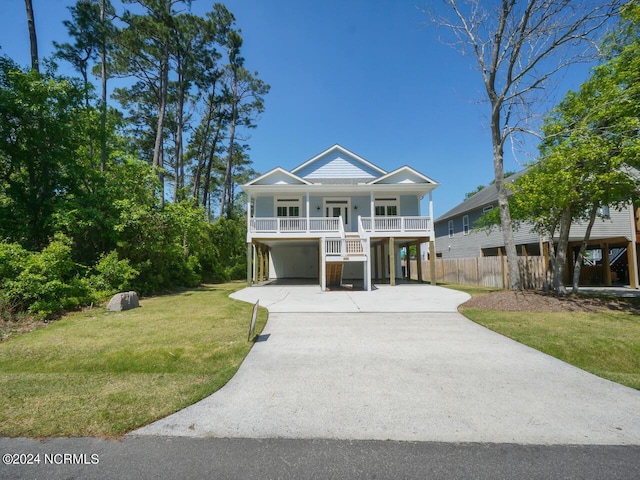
[326,262,344,287]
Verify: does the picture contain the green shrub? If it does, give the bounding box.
[3,235,93,319]
[90,250,139,298]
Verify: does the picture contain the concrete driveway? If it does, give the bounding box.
[132,284,640,445]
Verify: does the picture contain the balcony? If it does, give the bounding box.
[248,217,343,238]
[248,215,433,240]
[359,216,432,236]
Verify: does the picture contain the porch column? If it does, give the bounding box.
[429,240,436,286]
[627,241,638,289]
[602,242,612,286]
[381,242,387,283]
[246,242,253,287]
[370,192,375,233]
[389,237,396,286]
[366,237,372,291]
[416,241,423,283]
[629,204,639,289]
[320,238,327,291]
[252,244,257,284]
[373,243,379,281]
[257,245,263,282]
[306,192,310,233]
[428,192,435,238]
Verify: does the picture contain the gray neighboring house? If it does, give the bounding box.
[434,170,640,289]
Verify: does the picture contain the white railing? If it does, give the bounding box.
[325,238,366,257]
[249,217,342,235]
[359,216,431,234]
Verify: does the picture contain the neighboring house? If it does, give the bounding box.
[241,144,439,290]
[434,170,640,289]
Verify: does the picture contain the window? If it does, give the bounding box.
[598,205,610,219]
[275,197,301,217]
[463,215,470,235]
[448,220,454,238]
[482,205,494,213]
[374,197,399,216]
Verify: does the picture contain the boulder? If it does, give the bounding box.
[106,291,140,312]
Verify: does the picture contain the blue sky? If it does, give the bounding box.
[1,0,594,217]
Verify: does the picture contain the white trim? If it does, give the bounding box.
[274,196,302,217]
[244,167,311,186]
[323,197,351,226]
[374,196,399,217]
[368,165,439,186]
[463,215,470,235]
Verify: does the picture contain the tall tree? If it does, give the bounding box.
[219,30,269,219]
[0,57,88,249]
[113,0,192,206]
[54,0,103,166]
[507,0,640,294]
[24,0,39,73]
[430,0,623,289]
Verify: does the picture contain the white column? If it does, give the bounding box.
[306,191,310,233]
[246,195,252,242]
[366,237,372,291]
[321,237,327,291]
[370,191,375,233]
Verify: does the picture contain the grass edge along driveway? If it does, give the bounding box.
[452,285,640,391]
[0,282,267,438]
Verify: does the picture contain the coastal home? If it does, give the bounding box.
[434,170,640,288]
[241,145,439,290]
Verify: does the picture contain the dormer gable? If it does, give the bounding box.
[369,166,439,186]
[291,144,386,182]
[244,167,311,186]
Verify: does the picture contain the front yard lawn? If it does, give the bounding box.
[455,287,640,391]
[0,282,267,438]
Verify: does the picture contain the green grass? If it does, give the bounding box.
[446,282,640,391]
[0,282,268,438]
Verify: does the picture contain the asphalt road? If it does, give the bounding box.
[1,436,639,480]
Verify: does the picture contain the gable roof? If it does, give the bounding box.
[291,144,387,180]
[369,165,439,186]
[436,169,529,222]
[243,167,311,186]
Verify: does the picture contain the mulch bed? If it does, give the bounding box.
[461,290,640,313]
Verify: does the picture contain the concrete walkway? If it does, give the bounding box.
[132,284,640,445]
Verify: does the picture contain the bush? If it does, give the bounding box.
[90,251,140,299]
[2,235,93,319]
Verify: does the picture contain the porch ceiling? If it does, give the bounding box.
[252,238,320,249]
[242,182,437,197]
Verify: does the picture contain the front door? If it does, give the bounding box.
[324,199,350,230]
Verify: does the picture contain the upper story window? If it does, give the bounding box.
[598,205,610,219]
[448,220,454,238]
[482,205,494,213]
[275,197,301,217]
[374,197,398,216]
[463,215,470,235]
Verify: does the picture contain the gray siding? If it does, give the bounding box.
[567,205,633,242]
[435,203,635,259]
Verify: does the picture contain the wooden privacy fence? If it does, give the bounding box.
[409,256,549,289]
